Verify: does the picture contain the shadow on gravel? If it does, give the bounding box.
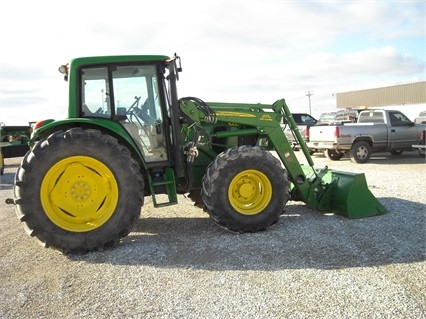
[68,197,425,270]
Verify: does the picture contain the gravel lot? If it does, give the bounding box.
[1,151,425,319]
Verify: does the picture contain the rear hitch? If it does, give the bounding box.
[5,198,15,205]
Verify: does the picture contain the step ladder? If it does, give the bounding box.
[148,167,178,207]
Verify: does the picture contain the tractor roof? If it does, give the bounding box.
[69,55,170,68]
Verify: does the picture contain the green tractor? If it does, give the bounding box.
[0,123,32,175]
[9,54,385,253]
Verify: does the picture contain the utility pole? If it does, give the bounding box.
[305,90,313,115]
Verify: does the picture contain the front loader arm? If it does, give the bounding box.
[178,97,317,200]
[178,97,385,218]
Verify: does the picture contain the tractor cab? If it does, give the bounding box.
[78,63,171,165]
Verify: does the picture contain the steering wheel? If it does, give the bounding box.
[126,96,142,115]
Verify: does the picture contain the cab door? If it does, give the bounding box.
[81,64,170,164]
[388,110,419,149]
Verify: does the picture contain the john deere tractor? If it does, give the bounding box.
[9,54,385,253]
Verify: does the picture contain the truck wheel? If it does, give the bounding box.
[0,149,4,175]
[14,128,144,254]
[390,149,403,155]
[349,141,371,163]
[201,145,289,232]
[324,149,343,161]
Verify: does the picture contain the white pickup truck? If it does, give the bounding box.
[414,111,426,124]
[306,109,426,163]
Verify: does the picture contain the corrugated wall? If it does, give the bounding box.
[336,81,426,108]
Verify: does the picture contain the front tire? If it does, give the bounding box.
[349,141,371,163]
[14,128,144,253]
[201,146,289,232]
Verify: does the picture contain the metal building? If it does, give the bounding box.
[335,81,426,120]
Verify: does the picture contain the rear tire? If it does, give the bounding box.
[201,145,289,232]
[349,141,371,163]
[324,149,343,161]
[14,128,144,254]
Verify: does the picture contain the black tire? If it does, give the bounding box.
[390,149,403,155]
[14,128,144,254]
[0,149,4,175]
[201,145,289,233]
[324,149,343,161]
[349,141,371,163]
[418,148,426,158]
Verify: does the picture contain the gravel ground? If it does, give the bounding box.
[0,151,425,319]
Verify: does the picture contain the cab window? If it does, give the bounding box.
[81,67,111,117]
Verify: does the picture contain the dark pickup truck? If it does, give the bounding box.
[281,113,317,148]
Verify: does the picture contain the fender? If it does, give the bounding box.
[30,118,142,159]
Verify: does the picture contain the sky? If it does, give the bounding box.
[1,0,425,125]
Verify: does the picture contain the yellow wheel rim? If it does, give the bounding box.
[41,156,119,232]
[228,169,272,215]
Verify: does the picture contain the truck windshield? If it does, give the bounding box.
[292,114,317,124]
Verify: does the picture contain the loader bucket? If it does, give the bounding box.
[303,167,386,219]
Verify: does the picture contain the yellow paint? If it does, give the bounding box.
[40,156,118,232]
[228,169,272,215]
[215,111,256,118]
